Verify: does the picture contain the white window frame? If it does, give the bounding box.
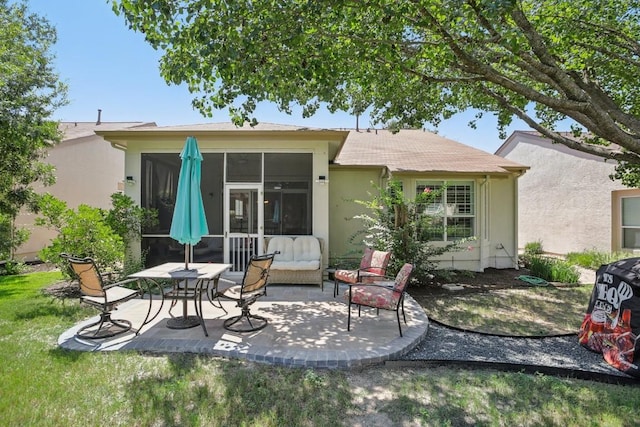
[416,180,475,242]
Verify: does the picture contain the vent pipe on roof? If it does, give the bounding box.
[96,109,102,125]
[356,114,359,132]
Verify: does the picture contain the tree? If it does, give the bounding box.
[114,0,640,179]
[0,0,67,259]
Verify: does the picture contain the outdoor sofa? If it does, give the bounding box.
[265,236,323,287]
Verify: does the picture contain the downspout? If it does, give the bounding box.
[379,166,389,187]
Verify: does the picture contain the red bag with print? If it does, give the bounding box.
[578,258,640,377]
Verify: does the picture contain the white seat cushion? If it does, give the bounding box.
[271,260,320,270]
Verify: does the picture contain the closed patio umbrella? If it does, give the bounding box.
[170,136,209,270]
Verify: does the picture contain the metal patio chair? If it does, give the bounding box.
[213,252,277,332]
[346,263,414,337]
[334,247,391,297]
[62,253,142,339]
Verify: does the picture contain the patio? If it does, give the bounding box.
[58,280,430,368]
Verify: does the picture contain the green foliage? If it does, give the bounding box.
[105,192,158,245]
[114,0,640,179]
[352,180,472,284]
[37,197,124,278]
[565,249,635,270]
[0,0,68,259]
[528,256,581,283]
[0,213,29,261]
[524,240,544,255]
[609,161,640,187]
[35,193,157,278]
[0,260,26,276]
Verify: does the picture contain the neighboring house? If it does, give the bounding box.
[96,123,527,273]
[14,120,155,262]
[496,130,640,255]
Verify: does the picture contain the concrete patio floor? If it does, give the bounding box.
[58,281,430,368]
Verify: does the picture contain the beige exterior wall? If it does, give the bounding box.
[486,176,520,268]
[15,135,125,261]
[328,169,520,271]
[328,167,384,262]
[498,133,626,255]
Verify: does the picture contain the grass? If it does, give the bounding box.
[417,285,593,335]
[2,271,640,426]
[566,249,635,270]
[350,367,640,426]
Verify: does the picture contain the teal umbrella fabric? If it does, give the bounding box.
[170,136,209,269]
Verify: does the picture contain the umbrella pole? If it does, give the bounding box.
[183,243,190,319]
[184,244,190,270]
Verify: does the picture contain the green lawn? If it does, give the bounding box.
[415,285,594,335]
[1,272,639,426]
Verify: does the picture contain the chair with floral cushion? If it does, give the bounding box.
[333,247,391,297]
[346,263,414,337]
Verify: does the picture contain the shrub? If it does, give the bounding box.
[35,193,157,279]
[351,180,473,285]
[524,240,544,255]
[37,199,124,278]
[529,255,580,283]
[0,260,26,276]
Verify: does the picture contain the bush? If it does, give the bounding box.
[37,200,124,278]
[0,260,26,276]
[529,255,580,283]
[524,240,544,255]
[0,212,30,261]
[351,180,473,285]
[35,193,157,279]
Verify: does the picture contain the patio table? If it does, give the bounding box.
[129,262,231,336]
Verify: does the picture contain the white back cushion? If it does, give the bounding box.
[268,237,294,261]
[293,236,321,261]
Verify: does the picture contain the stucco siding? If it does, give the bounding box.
[15,135,125,261]
[501,136,625,255]
[328,168,383,262]
[487,177,519,268]
[328,171,520,272]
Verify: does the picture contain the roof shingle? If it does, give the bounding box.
[334,129,527,174]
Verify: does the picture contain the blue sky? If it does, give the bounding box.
[27,0,532,153]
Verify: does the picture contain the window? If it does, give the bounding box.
[622,197,640,249]
[138,151,312,266]
[264,153,312,235]
[140,153,224,266]
[416,181,474,241]
[226,153,261,182]
[141,153,223,234]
